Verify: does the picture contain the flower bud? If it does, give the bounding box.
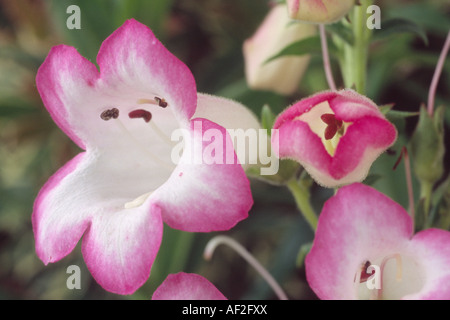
[287,0,355,24]
[410,106,445,186]
[243,4,317,95]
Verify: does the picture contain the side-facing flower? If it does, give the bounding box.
[287,0,355,24]
[243,4,317,95]
[33,19,256,295]
[306,183,450,300]
[152,272,227,300]
[271,90,397,188]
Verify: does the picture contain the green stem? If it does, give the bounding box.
[339,0,373,94]
[286,179,318,231]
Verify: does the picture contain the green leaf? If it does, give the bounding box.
[372,18,428,45]
[265,36,334,65]
[385,110,420,120]
[364,174,383,186]
[379,103,395,115]
[326,22,354,45]
[379,104,420,119]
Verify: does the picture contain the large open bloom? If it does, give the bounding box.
[271,90,397,188]
[287,0,355,24]
[152,272,226,300]
[306,183,450,300]
[33,19,256,295]
[243,4,316,95]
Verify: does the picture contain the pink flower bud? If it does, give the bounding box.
[243,4,317,95]
[272,90,397,188]
[287,0,355,24]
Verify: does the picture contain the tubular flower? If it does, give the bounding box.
[287,0,355,24]
[243,4,317,95]
[33,19,255,295]
[306,183,450,300]
[152,273,227,300]
[271,90,397,188]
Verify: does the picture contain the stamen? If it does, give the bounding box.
[129,109,152,123]
[376,253,403,300]
[359,261,374,283]
[100,108,119,121]
[154,96,168,108]
[137,96,168,108]
[321,113,343,140]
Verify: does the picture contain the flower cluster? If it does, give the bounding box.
[32,1,450,301]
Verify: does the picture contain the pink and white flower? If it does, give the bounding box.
[152,272,227,300]
[306,183,450,300]
[271,90,397,188]
[33,19,256,295]
[287,0,355,24]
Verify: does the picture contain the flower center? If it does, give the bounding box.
[99,96,178,209]
[295,101,351,157]
[354,253,425,300]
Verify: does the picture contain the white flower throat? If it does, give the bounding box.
[99,96,176,209]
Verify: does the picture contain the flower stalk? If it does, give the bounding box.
[319,24,337,90]
[286,179,318,231]
[204,235,288,300]
[427,30,450,116]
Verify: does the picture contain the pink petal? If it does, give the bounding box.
[97,19,197,123]
[404,229,450,299]
[151,118,253,232]
[82,203,163,295]
[36,45,99,150]
[32,153,90,264]
[152,273,227,300]
[36,20,197,152]
[33,148,167,294]
[305,183,413,300]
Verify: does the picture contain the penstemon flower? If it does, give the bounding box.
[243,4,317,95]
[33,19,256,295]
[271,89,397,188]
[306,183,450,300]
[152,272,227,300]
[287,0,355,24]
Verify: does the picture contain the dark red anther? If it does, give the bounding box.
[100,108,119,121]
[359,261,375,283]
[321,113,343,140]
[129,109,152,123]
[154,96,168,108]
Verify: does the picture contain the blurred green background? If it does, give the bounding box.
[0,0,449,299]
